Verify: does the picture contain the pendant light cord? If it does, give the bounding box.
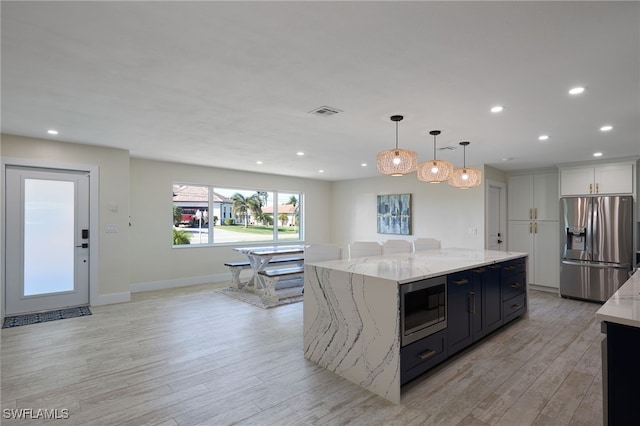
[395,121,399,150]
[433,134,437,160]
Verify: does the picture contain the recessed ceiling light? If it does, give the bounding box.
[502,157,516,161]
[568,86,585,95]
[47,129,58,135]
[361,163,367,167]
[600,125,613,132]
[593,152,603,157]
[318,169,324,173]
[538,135,549,141]
[296,152,304,156]
[256,160,263,165]
[490,105,504,113]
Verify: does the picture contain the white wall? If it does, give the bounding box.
[0,133,500,310]
[128,158,332,291]
[330,168,487,251]
[1,134,131,303]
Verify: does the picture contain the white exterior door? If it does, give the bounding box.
[5,166,90,315]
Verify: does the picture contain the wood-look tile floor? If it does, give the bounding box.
[1,285,603,425]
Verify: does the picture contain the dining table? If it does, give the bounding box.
[232,245,305,291]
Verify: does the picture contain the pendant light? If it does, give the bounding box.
[376,115,418,176]
[416,130,454,183]
[448,141,481,189]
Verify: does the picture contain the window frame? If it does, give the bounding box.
[172,183,304,248]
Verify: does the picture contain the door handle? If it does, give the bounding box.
[75,243,89,248]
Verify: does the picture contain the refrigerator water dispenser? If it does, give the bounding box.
[566,227,586,251]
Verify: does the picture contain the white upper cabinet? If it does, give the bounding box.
[560,163,633,196]
[507,172,559,221]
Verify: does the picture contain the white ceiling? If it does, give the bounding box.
[2,1,639,181]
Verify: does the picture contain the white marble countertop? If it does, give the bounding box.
[596,270,640,327]
[306,248,527,284]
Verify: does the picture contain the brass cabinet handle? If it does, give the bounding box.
[534,222,537,234]
[418,349,437,360]
[589,183,593,194]
[504,265,515,271]
[511,304,521,310]
[473,268,486,273]
[596,183,599,193]
[470,291,476,315]
[488,264,501,269]
[510,283,521,288]
[529,222,532,233]
[453,279,469,286]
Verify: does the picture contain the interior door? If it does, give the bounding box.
[5,166,90,315]
[487,183,505,250]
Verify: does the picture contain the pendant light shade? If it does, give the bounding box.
[417,130,454,183]
[448,141,482,189]
[376,115,418,176]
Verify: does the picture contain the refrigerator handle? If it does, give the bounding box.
[591,199,598,260]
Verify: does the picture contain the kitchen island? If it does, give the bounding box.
[595,270,640,425]
[303,248,528,403]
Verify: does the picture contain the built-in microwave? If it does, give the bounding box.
[400,276,447,347]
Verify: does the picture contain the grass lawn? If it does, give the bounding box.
[220,224,299,235]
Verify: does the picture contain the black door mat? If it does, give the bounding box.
[2,306,92,329]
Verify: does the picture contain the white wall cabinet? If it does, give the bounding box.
[560,164,633,196]
[508,173,558,221]
[507,172,559,289]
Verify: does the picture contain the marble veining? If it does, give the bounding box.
[596,270,640,327]
[303,266,401,403]
[303,248,528,404]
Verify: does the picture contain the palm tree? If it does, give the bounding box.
[231,193,263,228]
[286,195,299,226]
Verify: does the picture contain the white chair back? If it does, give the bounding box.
[382,239,412,255]
[305,244,342,264]
[348,241,382,259]
[413,238,441,252]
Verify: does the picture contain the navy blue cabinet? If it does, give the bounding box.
[448,264,505,355]
[472,264,503,340]
[447,270,474,354]
[501,259,527,324]
[403,257,527,385]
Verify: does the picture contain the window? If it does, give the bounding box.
[172,184,303,246]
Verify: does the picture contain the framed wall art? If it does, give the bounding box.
[377,193,411,235]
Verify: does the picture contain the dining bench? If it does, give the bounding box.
[224,255,304,288]
[258,265,304,301]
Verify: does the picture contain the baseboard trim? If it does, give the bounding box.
[130,273,231,293]
[530,284,560,294]
[93,291,131,306]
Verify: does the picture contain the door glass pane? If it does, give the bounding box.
[24,179,75,296]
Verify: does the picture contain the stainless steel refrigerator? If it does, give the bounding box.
[560,195,633,302]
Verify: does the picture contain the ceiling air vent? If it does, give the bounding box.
[309,106,342,117]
